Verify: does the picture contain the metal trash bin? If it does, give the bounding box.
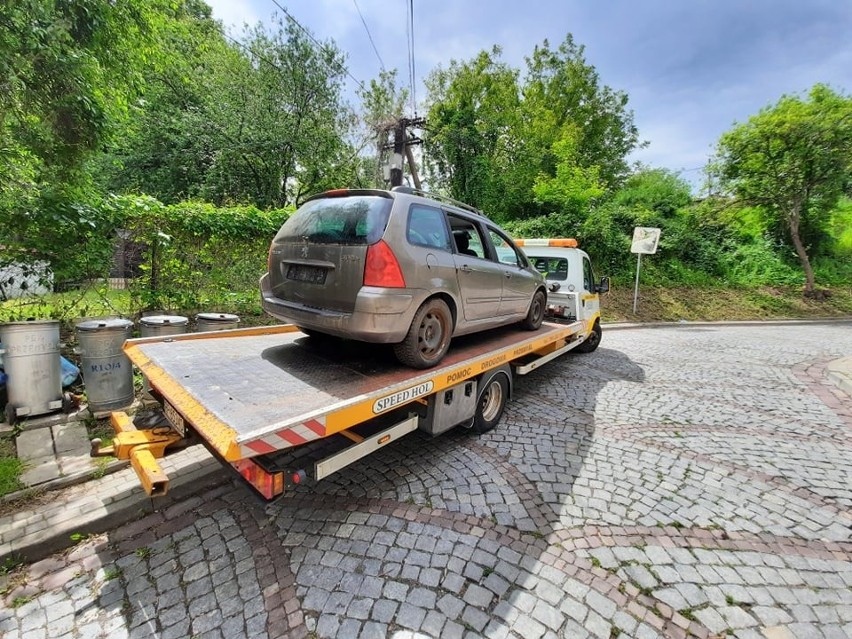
[139,315,188,393]
[139,315,189,338]
[195,312,240,332]
[0,320,63,425]
[76,318,135,413]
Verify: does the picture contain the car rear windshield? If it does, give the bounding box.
[276,196,392,245]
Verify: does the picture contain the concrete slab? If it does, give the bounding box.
[13,406,86,432]
[59,454,97,477]
[15,428,55,460]
[20,457,62,485]
[52,421,91,454]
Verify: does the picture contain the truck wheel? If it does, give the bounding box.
[471,373,509,434]
[393,298,452,369]
[520,289,546,330]
[575,321,602,353]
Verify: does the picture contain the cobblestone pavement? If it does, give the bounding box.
[2,323,851,639]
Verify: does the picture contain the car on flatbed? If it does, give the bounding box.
[260,187,547,369]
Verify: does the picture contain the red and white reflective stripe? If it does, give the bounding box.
[241,418,327,457]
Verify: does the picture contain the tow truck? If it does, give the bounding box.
[97,239,607,500]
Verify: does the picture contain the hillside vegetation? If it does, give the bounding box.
[1,2,850,316]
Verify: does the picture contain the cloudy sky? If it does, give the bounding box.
[207,0,852,188]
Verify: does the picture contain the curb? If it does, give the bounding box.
[827,356,852,396]
[0,445,231,565]
[601,317,852,330]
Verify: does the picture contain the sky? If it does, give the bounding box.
[207,0,852,190]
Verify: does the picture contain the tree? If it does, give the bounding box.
[95,14,356,207]
[424,48,522,218]
[522,35,641,188]
[716,84,852,296]
[1,0,171,284]
[423,35,640,221]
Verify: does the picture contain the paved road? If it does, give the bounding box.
[2,323,851,639]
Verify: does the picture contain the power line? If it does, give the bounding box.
[352,0,385,73]
[265,0,366,92]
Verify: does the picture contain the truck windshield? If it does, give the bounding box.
[276,196,392,245]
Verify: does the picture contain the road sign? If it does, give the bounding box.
[631,227,661,254]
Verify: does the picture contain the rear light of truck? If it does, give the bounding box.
[232,459,284,500]
[364,240,406,288]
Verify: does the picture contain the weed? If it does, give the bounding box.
[610,626,622,638]
[678,607,696,621]
[590,557,602,568]
[103,567,122,581]
[90,456,111,480]
[725,594,735,606]
[404,496,415,506]
[0,555,24,575]
[70,532,90,543]
[135,547,151,559]
[11,595,34,608]
[529,530,545,540]
[482,567,494,578]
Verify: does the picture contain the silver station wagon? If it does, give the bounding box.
[260,187,547,368]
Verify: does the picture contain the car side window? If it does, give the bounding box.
[487,229,526,267]
[407,205,451,251]
[447,214,487,259]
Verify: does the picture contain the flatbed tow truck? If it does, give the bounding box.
[96,238,606,500]
[102,319,589,500]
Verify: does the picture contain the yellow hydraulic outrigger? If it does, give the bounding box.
[90,411,183,496]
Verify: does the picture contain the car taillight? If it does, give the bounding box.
[364,240,406,288]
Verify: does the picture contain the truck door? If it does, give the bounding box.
[580,254,600,330]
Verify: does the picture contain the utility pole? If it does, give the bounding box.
[380,117,426,188]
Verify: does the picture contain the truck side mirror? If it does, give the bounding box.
[597,277,610,293]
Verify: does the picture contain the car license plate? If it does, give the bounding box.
[163,401,186,437]
[287,264,327,284]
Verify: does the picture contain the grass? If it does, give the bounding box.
[0,434,24,498]
[602,284,852,323]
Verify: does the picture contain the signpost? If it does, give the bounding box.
[631,227,661,314]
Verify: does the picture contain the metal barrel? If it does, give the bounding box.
[76,319,135,413]
[139,315,188,393]
[139,315,189,338]
[0,320,63,422]
[195,312,240,332]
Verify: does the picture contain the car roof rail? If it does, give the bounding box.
[391,186,483,216]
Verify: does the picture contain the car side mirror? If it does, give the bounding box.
[597,277,610,293]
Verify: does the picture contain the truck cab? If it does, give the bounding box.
[516,238,609,353]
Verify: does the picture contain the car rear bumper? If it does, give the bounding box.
[260,273,419,343]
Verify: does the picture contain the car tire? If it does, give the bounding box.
[575,321,602,353]
[520,289,546,330]
[393,298,452,369]
[470,372,509,434]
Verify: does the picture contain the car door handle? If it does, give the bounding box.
[459,265,473,273]
[504,271,512,279]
